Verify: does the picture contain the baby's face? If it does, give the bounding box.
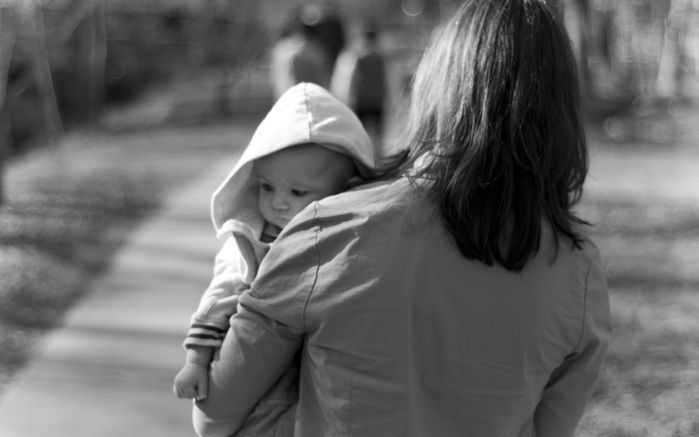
[254,144,356,230]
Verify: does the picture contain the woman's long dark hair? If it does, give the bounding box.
[386,0,588,272]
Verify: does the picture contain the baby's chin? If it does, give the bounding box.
[272,221,288,230]
[265,219,287,232]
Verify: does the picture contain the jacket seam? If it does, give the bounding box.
[303,83,314,139]
[572,258,592,354]
[346,374,354,436]
[301,202,322,329]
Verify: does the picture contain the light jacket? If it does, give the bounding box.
[193,177,611,437]
[184,82,374,348]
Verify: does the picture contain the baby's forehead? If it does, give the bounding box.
[256,144,352,170]
[262,143,331,161]
[255,161,343,184]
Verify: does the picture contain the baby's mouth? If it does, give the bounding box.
[272,216,289,228]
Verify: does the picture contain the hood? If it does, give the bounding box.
[211,82,375,238]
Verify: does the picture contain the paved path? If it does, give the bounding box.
[0,156,238,437]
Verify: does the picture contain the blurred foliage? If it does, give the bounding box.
[0,0,698,154]
[573,105,699,436]
[0,121,254,391]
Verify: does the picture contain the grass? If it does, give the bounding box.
[0,121,257,393]
[573,104,699,436]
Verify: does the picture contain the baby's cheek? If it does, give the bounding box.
[293,201,312,215]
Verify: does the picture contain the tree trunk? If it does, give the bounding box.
[0,6,17,205]
[559,0,591,99]
[18,0,63,139]
[654,0,686,100]
[214,0,256,117]
[76,0,107,126]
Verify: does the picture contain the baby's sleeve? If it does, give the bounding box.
[184,237,249,349]
[192,209,318,437]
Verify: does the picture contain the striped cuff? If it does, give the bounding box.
[184,323,227,348]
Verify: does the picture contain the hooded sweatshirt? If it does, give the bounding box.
[185,82,374,349]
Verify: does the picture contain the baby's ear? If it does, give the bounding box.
[344,176,364,190]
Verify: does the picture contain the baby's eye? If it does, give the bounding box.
[291,189,309,197]
[260,182,273,192]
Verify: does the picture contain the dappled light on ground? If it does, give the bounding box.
[575,104,699,437]
[0,123,254,394]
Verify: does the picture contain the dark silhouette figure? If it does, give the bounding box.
[332,24,387,142]
[269,8,331,98]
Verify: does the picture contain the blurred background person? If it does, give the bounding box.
[332,22,387,145]
[269,6,331,99]
[313,4,347,78]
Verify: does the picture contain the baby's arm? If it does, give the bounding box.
[174,237,248,400]
[185,237,248,348]
[174,346,215,400]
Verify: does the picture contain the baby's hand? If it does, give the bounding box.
[173,362,209,401]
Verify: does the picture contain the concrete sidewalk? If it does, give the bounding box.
[0,156,239,437]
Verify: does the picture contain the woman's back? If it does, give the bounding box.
[262,178,608,436]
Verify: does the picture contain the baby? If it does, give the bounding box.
[173,82,376,436]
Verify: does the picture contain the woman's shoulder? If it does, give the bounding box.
[578,235,607,292]
[320,177,423,218]
[569,226,604,271]
[543,227,607,295]
[282,177,427,239]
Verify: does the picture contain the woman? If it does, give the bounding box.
[194,1,610,436]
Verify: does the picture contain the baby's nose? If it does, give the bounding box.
[271,195,289,210]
